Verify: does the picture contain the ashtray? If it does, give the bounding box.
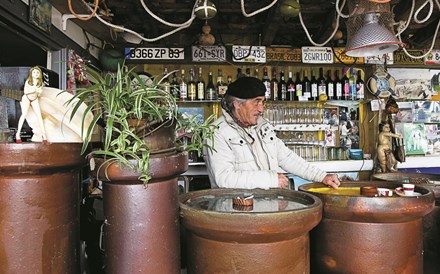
[360,186,377,197]
[232,194,254,206]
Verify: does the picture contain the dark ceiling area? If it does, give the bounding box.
[47,0,440,51]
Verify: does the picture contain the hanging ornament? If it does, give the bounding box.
[194,0,217,20]
[280,0,300,17]
[198,22,215,45]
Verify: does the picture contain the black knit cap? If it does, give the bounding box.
[226,76,266,99]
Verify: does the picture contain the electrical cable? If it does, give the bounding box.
[240,0,278,17]
[414,0,433,24]
[139,0,197,28]
[68,0,99,21]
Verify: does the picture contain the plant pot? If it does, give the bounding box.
[127,118,177,155]
[0,143,85,274]
[91,151,188,273]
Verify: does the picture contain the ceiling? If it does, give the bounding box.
[49,0,439,51]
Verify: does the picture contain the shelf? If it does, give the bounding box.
[177,99,220,103]
[274,124,330,131]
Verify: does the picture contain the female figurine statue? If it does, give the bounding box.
[16,66,47,142]
[377,122,402,172]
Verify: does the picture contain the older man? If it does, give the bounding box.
[203,76,340,190]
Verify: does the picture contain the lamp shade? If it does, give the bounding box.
[345,12,402,57]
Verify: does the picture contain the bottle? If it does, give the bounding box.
[245,68,251,77]
[349,68,357,101]
[170,71,180,99]
[262,67,271,100]
[205,71,216,100]
[270,67,278,101]
[302,69,311,101]
[216,68,228,99]
[253,68,259,78]
[341,68,350,100]
[187,68,196,101]
[310,69,318,101]
[162,67,170,94]
[236,68,243,79]
[295,72,303,101]
[356,69,365,100]
[179,69,187,100]
[278,70,287,101]
[227,75,232,86]
[317,67,327,99]
[326,69,334,100]
[286,71,295,101]
[334,70,342,100]
[196,67,205,100]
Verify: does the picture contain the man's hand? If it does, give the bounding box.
[322,174,340,189]
[277,173,289,189]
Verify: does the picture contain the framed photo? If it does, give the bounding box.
[388,68,432,99]
[29,0,52,34]
[413,101,440,123]
[430,69,440,95]
[425,124,440,156]
[403,123,426,155]
[178,107,205,124]
[396,102,413,123]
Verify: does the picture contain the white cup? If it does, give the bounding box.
[402,183,415,195]
[377,188,393,197]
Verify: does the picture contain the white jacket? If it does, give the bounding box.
[203,109,327,189]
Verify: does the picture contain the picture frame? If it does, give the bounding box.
[29,0,52,34]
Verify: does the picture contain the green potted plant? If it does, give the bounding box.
[63,64,217,273]
[64,64,216,184]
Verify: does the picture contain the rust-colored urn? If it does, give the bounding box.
[180,188,322,274]
[300,181,435,274]
[0,143,84,274]
[93,151,188,274]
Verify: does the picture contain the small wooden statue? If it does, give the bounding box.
[377,121,402,172]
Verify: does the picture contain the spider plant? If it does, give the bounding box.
[62,64,216,185]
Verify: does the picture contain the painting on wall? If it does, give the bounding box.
[403,123,426,155]
[29,0,52,34]
[388,68,432,99]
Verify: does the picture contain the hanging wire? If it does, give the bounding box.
[298,0,344,47]
[139,0,196,27]
[240,0,278,17]
[413,0,434,24]
[68,0,99,21]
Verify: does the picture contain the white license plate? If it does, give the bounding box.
[232,46,266,63]
[301,47,334,64]
[126,47,184,60]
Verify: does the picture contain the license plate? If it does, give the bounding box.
[192,45,226,62]
[301,47,334,64]
[126,47,184,60]
[232,45,266,63]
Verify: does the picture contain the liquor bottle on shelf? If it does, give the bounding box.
[295,71,304,101]
[245,68,251,77]
[349,68,357,101]
[227,75,232,85]
[262,67,271,100]
[302,69,311,101]
[317,67,327,99]
[196,67,205,100]
[356,69,365,100]
[286,71,295,101]
[170,71,179,99]
[236,68,243,79]
[310,69,318,101]
[205,71,216,100]
[278,70,287,101]
[270,67,279,101]
[334,69,342,100]
[179,69,187,100]
[162,67,170,94]
[253,68,259,78]
[326,69,334,100]
[216,68,228,99]
[341,68,350,100]
[187,68,197,101]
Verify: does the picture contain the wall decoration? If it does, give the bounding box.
[29,0,52,33]
[430,69,440,95]
[387,68,431,99]
[178,107,205,124]
[403,123,426,155]
[425,124,440,156]
[413,101,440,123]
[396,102,413,123]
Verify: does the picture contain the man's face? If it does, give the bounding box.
[233,96,265,127]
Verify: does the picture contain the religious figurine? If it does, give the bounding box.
[16,66,47,143]
[377,122,402,173]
